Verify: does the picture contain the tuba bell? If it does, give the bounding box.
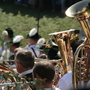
[66,0,90,89]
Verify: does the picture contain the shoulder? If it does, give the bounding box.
[61,72,72,80]
[57,72,72,87]
[30,44,36,48]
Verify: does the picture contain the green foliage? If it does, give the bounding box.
[0,36,4,48]
[0,69,29,89]
[0,2,81,48]
[0,2,86,89]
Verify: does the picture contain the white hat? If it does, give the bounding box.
[35,38,46,49]
[2,31,8,36]
[13,35,24,43]
[12,35,24,47]
[29,28,37,37]
[28,28,40,39]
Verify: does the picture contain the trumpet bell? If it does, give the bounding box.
[65,0,90,17]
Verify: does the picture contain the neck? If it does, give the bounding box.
[29,42,36,46]
[20,67,32,73]
[29,39,37,46]
[43,82,53,88]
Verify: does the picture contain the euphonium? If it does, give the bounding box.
[66,0,90,88]
[49,29,75,75]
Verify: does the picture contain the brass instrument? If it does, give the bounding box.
[0,59,62,74]
[0,65,12,72]
[49,29,75,75]
[65,0,90,88]
[0,64,16,82]
[35,58,64,74]
[0,64,30,89]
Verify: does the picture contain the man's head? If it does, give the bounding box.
[10,35,24,52]
[33,61,55,84]
[27,28,41,44]
[2,28,14,41]
[15,49,35,73]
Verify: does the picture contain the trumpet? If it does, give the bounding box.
[66,0,90,88]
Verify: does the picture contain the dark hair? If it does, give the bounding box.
[47,46,60,59]
[12,42,21,47]
[15,49,35,68]
[71,40,84,53]
[33,61,55,83]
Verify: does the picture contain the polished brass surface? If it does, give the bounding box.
[66,0,90,88]
[49,29,75,75]
[65,0,90,17]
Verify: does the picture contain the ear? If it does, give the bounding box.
[36,74,41,79]
[17,62,23,69]
[36,74,43,82]
[36,74,41,80]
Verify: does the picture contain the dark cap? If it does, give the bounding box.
[44,45,59,60]
[5,28,14,38]
[27,28,41,39]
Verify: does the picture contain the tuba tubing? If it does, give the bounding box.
[66,0,90,88]
[49,29,75,74]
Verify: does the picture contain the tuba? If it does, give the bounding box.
[66,0,90,89]
[49,29,75,75]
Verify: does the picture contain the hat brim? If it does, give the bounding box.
[26,34,42,39]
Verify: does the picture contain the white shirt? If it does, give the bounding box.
[4,41,10,50]
[0,49,11,61]
[87,80,90,88]
[24,44,40,58]
[18,69,33,78]
[57,72,73,90]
